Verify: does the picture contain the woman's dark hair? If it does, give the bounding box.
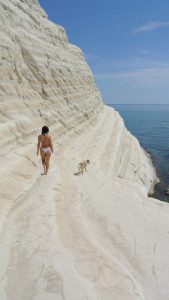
[42,126,49,135]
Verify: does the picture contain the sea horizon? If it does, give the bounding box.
[107,103,169,105]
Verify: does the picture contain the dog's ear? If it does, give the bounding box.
[87,160,90,164]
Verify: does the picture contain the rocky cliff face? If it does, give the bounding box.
[1,1,169,300]
[0,0,103,143]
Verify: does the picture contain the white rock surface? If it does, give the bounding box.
[0,1,168,300]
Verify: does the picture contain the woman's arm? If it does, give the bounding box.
[37,135,41,156]
[49,136,53,152]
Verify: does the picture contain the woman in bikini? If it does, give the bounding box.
[37,126,53,175]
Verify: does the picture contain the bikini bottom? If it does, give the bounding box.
[41,147,51,154]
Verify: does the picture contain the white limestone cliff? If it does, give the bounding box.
[0,1,168,300]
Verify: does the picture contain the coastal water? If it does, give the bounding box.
[110,104,169,202]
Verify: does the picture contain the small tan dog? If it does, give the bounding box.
[78,160,90,175]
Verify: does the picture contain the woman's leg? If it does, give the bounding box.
[40,149,46,174]
[45,151,51,174]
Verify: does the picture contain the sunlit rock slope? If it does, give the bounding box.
[1,1,168,300]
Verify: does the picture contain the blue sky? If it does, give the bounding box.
[39,0,169,104]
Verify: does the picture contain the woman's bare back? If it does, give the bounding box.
[39,134,53,149]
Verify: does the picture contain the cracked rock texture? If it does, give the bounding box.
[0,1,168,300]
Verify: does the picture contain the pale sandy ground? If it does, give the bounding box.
[0,106,169,300]
[0,1,169,298]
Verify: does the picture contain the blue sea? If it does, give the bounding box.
[109,104,169,202]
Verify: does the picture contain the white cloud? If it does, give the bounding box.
[138,49,151,56]
[133,21,169,33]
[95,64,169,87]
